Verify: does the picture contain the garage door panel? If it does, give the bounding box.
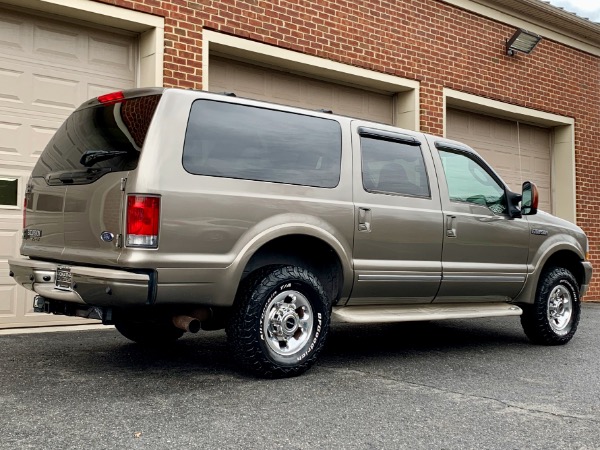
[270,74,301,103]
[336,86,365,114]
[0,67,26,105]
[303,80,335,106]
[0,228,19,262]
[30,123,60,159]
[367,94,394,123]
[0,111,63,163]
[472,116,493,138]
[89,36,134,73]
[33,73,81,112]
[0,14,29,54]
[0,119,22,158]
[232,65,267,96]
[492,121,517,144]
[209,56,393,124]
[33,23,82,62]
[0,284,18,317]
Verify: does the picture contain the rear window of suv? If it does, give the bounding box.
[182,100,342,188]
[32,95,161,185]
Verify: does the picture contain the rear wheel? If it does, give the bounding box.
[114,319,184,346]
[520,266,580,345]
[227,265,331,378]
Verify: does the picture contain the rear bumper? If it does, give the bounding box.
[8,257,153,307]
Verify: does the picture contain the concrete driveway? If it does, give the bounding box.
[2,305,600,449]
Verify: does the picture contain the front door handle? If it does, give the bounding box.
[358,208,372,232]
[446,215,457,238]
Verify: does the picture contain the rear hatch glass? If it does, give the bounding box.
[23,94,161,263]
[32,94,161,183]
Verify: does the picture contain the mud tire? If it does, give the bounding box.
[520,266,580,345]
[227,265,331,378]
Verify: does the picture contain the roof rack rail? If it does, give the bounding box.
[219,92,237,97]
[318,109,333,114]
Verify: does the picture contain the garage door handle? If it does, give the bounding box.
[446,215,457,238]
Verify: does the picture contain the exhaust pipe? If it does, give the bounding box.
[172,315,201,333]
[189,307,212,322]
[172,308,212,333]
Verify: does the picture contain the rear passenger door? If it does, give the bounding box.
[348,123,444,305]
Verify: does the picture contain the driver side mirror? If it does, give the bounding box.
[522,181,539,215]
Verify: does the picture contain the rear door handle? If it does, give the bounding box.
[446,215,457,238]
[358,207,372,232]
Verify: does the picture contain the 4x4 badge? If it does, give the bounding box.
[100,231,114,242]
[531,229,548,236]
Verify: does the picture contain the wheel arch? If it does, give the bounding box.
[225,225,353,307]
[514,245,585,305]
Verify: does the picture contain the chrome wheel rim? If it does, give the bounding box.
[263,290,313,357]
[547,285,573,334]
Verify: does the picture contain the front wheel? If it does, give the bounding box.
[227,265,331,378]
[520,266,581,345]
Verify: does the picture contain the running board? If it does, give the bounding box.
[332,303,522,323]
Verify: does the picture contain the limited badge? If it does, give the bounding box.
[100,231,114,242]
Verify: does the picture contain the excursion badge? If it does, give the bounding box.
[23,229,42,240]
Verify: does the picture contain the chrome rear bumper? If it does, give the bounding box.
[8,257,153,307]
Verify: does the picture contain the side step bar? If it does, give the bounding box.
[332,303,522,323]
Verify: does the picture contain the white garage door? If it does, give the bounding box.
[0,8,137,328]
[447,109,552,213]
[209,56,394,124]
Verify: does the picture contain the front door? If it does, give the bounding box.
[428,139,529,302]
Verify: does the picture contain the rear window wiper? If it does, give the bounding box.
[80,149,128,167]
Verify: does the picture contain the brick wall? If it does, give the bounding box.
[98,0,600,299]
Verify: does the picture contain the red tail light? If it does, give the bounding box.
[126,195,160,248]
[97,91,125,104]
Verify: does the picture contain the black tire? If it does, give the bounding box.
[227,265,331,378]
[114,319,184,346]
[520,266,581,345]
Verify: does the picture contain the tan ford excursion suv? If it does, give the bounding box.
[9,88,593,377]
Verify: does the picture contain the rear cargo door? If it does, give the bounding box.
[23,93,161,265]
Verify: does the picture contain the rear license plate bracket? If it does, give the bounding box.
[55,266,72,291]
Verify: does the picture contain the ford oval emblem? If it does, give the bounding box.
[100,231,114,242]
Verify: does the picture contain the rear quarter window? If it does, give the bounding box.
[182,100,342,188]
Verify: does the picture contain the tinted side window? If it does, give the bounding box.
[439,150,506,214]
[183,100,342,188]
[361,137,430,197]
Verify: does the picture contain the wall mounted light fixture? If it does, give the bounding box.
[506,29,542,56]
